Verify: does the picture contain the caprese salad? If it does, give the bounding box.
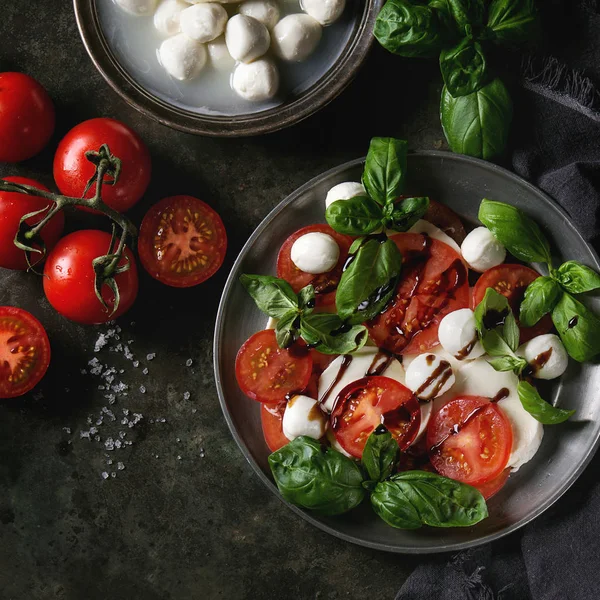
[234,137,600,529]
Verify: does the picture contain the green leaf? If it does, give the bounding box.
[300,313,368,355]
[447,0,484,29]
[349,237,365,255]
[555,261,600,295]
[487,0,540,46]
[478,199,552,265]
[275,310,299,349]
[361,426,400,483]
[520,276,562,327]
[362,137,408,206]
[386,197,430,232]
[240,274,299,319]
[371,471,488,529]
[551,292,600,362]
[298,285,316,313]
[517,381,575,425]
[440,37,489,98]
[336,238,402,324]
[268,436,366,516]
[440,78,513,161]
[325,196,384,236]
[474,287,520,352]
[488,355,527,374]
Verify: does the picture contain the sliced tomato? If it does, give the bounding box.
[423,199,467,244]
[0,307,50,399]
[276,224,353,307]
[472,264,553,343]
[235,329,313,403]
[427,395,513,486]
[475,468,510,500]
[138,195,227,288]
[261,402,290,452]
[304,348,336,399]
[367,233,469,355]
[330,376,421,459]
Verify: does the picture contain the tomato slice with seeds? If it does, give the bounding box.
[235,329,313,403]
[427,395,513,486]
[472,264,553,343]
[330,376,421,459]
[138,195,227,288]
[0,307,50,399]
[261,402,290,452]
[276,224,353,307]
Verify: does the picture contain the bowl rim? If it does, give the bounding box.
[73,0,383,137]
[213,150,600,554]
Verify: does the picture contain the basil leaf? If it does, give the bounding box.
[362,137,408,206]
[488,355,527,374]
[275,310,299,349]
[336,238,402,324]
[386,197,430,232]
[325,196,384,236]
[555,261,600,294]
[447,0,484,30]
[300,313,368,355]
[480,329,515,359]
[371,471,488,529]
[520,276,562,327]
[487,0,540,46]
[268,436,366,516]
[551,292,600,362]
[474,287,519,352]
[240,274,299,319]
[361,426,399,483]
[440,78,513,161]
[517,381,575,425]
[349,236,365,255]
[298,285,315,313]
[428,0,460,35]
[478,199,552,265]
[440,37,489,98]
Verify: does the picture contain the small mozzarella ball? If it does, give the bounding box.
[158,34,207,80]
[226,14,271,63]
[291,232,340,274]
[114,0,157,16]
[282,395,327,441]
[180,3,228,43]
[154,0,187,36]
[325,181,366,209]
[461,227,506,273]
[518,334,569,380]
[272,14,322,62]
[207,35,235,69]
[239,0,280,28]
[405,353,455,401]
[438,308,485,360]
[301,0,345,25]
[231,59,279,101]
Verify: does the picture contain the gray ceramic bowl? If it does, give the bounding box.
[73,0,383,137]
[214,152,600,553]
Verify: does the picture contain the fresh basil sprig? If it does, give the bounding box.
[362,137,408,207]
[519,276,562,328]
[440,36,489,97]
[554,261,600,295]
[517,381,575,425]
[300,313,368,355]
[487,0,540,46]
[361,425,400,488]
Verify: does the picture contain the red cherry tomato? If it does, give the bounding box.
[0,176,64,270]
[138,195,227,288]
[277,224,353,307]
[53,118,151,213]
[0,306,50,398]
[330,376,421,459]
[423,199,467,244]
[261,402,290,452]
[367,233,470,355]
[0,73,55,163]
[472,264,553,343]
[475,468,510,500]
[427,395,513,486]
[43,230,139,325]
[235,329,313,403]
[304,348,336,399]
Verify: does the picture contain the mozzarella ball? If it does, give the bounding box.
[291,232,340,274]
[114,0,157,16]
[325,181,366,209]
[239,0,280,28]
[154,0,187,36]
[405,353,455,400]
[231,59,279,101]
[272,14,322,62]
[438,308,485,361]
[207,35,235,69]
[461,227,506,273]
[282,395,327,441]
[180,3,228,43]
[158,34,207,80]
[301,0,345,25]
[326,428,353,458]
[518,334,569,380]
[184,0,238,3]
[226,14,271,63]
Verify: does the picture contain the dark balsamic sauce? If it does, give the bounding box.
[319,355,353,407]
[483,308,509,330]
[491,388,510,403]
[366,349,396,377]
[429,404,489,455]
[568,316,579,329]
[523,348,553,378]
[342,233,388,273]
[456,338,477,360]
[415,360,452,399]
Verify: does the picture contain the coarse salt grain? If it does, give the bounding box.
[101,472,109,480]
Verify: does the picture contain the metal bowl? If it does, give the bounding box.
[73,0,383,137]
[214,151,600,554]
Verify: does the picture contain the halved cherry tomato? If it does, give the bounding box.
[261,402,289,452]
[367,233,469,355]
[276,224,353,307]
[138,195,227,288]
[427,395,513,486]
[235,329,313,403]
[0,306,50,398]
[475,468,510,500]
[472,264,553,343]
[330,376,421,459]
[424,199,467,244]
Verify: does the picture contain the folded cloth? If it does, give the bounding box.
[396,2,600,598]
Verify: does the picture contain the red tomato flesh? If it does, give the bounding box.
[261,402,290,452]
[475,468,510,500]
[423,199,467,244]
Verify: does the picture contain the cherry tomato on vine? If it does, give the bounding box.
[43,230,139,325]
[0,72,55,163]
[53,118,151,213]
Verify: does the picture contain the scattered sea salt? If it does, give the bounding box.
[117,462,125,471]
[139,385,146,394]
[142,368,149,375]
[183,391,191,400]
[186,359,193,367]
[101,472,109,480]
[146,353,156,361]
